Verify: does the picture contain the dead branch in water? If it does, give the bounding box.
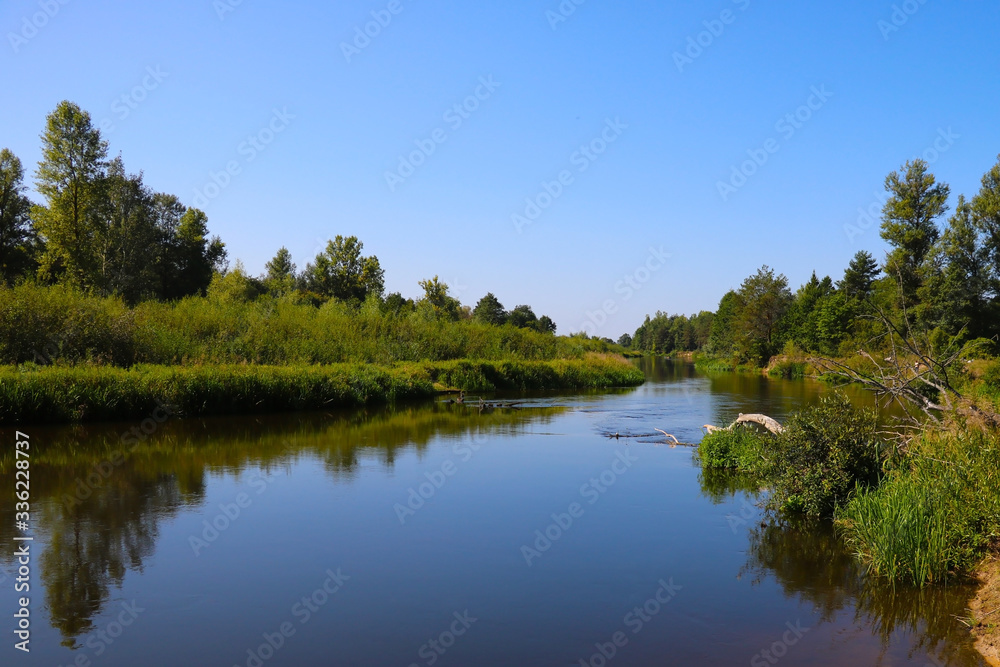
[702,413,785,435]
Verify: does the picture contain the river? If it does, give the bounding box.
[0,358,986,666]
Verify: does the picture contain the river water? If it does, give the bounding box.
[0,358,986,666]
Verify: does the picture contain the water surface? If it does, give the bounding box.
[0,359,985,665]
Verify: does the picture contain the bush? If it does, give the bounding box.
[698,427,773,475]
[0,283,136,365]
[767,394,883,516]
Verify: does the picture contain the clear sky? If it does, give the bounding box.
[3,0,999,339]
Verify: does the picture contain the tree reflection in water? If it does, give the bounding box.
[0,402,560,647]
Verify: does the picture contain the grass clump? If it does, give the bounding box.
[697,427,773,475]
[838,428,1000,586]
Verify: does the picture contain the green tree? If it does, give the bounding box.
[918,196,993,338]
[304,236,384,304]
[33,101,109,286]
[417,276,460,320]
[93,157,158,302]
[535,315,557,334]
[707,291,738,355]
[473,293,507,325]
[617,333,633,347]
[264,247,297,295]
[508,304,538,329]
[0,149,38,283]
[880,160,950,305]
[166,208,227,298]
[381,292,415,317]
[732,266,793,364]
[786,272,834,352]
[970,155,1000,337]
[838,250,880,300]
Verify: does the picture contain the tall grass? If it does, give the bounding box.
[0,283,624,366]
[838,428,1000,586]
[0,354,644,424]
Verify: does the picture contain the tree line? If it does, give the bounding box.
[0,101,557,332]
[628,155,1000,363]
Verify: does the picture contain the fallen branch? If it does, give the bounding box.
[703,413,785,435]
[654,428,680,444]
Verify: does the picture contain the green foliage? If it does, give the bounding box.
[0,283,623,366]
[631,310,713,354]
[838,428,1000,586]
[983,361,1000,392]
[473,292,506,325]
[33,100,109,286]
[263,246,297,295]
[0,283,136,366]
[417,276,461,321]
[767,360,806,379]
[304,235,384,304]
[767,394,883,516]
[707,291,737,355]
[880,159,950,306]
[0,354,642,424]
[839,250,880,300]
[0,149,38,284]
[697,427,772,475]
[732,266,793,365]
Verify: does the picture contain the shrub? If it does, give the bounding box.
[767,394,883,516]
[698,427,773,475]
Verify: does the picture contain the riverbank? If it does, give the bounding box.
[0,353,643,424]
[972,557,1000,666]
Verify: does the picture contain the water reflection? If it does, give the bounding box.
[0,402,561,646]
[737,509,983,665]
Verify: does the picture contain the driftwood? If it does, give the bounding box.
[703,413,785,435]
[654,428,680,444]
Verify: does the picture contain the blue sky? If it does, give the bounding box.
[3,0,998,338]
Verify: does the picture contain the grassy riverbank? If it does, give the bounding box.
[0,354,644,424]
[696,368,1000,588]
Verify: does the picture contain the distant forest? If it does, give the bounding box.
[627,155,1000,364]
